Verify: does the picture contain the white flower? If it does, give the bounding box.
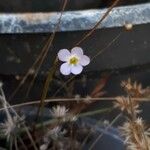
[58,47,90,75]
[50,105,68,118]
[0,116,23,141]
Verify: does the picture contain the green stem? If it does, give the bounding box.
[36,107,113,129]
[36,58,58,122]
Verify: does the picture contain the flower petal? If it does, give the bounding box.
[80,55,90,66]
[71,47,83,58]
[60,63,71,75]
[58,49,71,62]
[71,65,83,75]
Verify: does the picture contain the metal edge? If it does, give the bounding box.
[0,3,149,33]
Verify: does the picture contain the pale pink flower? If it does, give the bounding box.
[58,47,90,75]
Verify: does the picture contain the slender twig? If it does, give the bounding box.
[52,76,75,97]
[35,59,58,121]
[91,32,122,61]
[36,0,68,121]
[25,35,56,97]
[9,0,68,100]
[0,86,13,123]
[6,103,38,150]
[80,110,114,148]
[0,97,149,112]
[35,108,112,129]
[26,0,68,97]
[0,86,38,150]
[0,107,112,139]
[9,138,13,150]
[14,138,19,150]
[9,36,51,100]
[25,129,38,150]
[88,113,122,150]
[17,135,28,150]
[74,0,121,46]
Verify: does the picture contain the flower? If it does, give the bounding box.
[0,116,23,141]
[50,105,68,118]
[121,78,146,97]
[58,47,90,75]
[114,96,140,114]
[119,118,150,150]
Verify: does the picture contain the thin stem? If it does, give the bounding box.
[17,135,28,150]
[81,112,113,148]
[25,35,55,97]
[7,104,38,150]
[74,0,121,46]
[91,32,122,61]
[24,128,38,150]
[9,37,50,100]
[35,59,58,121]
[0,97,149,112]
[9,138,13,150]
[9,0,68,100]
[14,138,19,150]
[35,107,112,129]
[88,113,122,150]
[0,87,13,124]
[26,0,68,97]
[36,0,68,122]
[52,76,75,97]
[79,108,113,118]
[0,86,38,150]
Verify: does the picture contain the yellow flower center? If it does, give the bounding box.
[69,56,79,65]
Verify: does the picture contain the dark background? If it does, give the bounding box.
[0,0,149,124]
[0,0,149,12]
